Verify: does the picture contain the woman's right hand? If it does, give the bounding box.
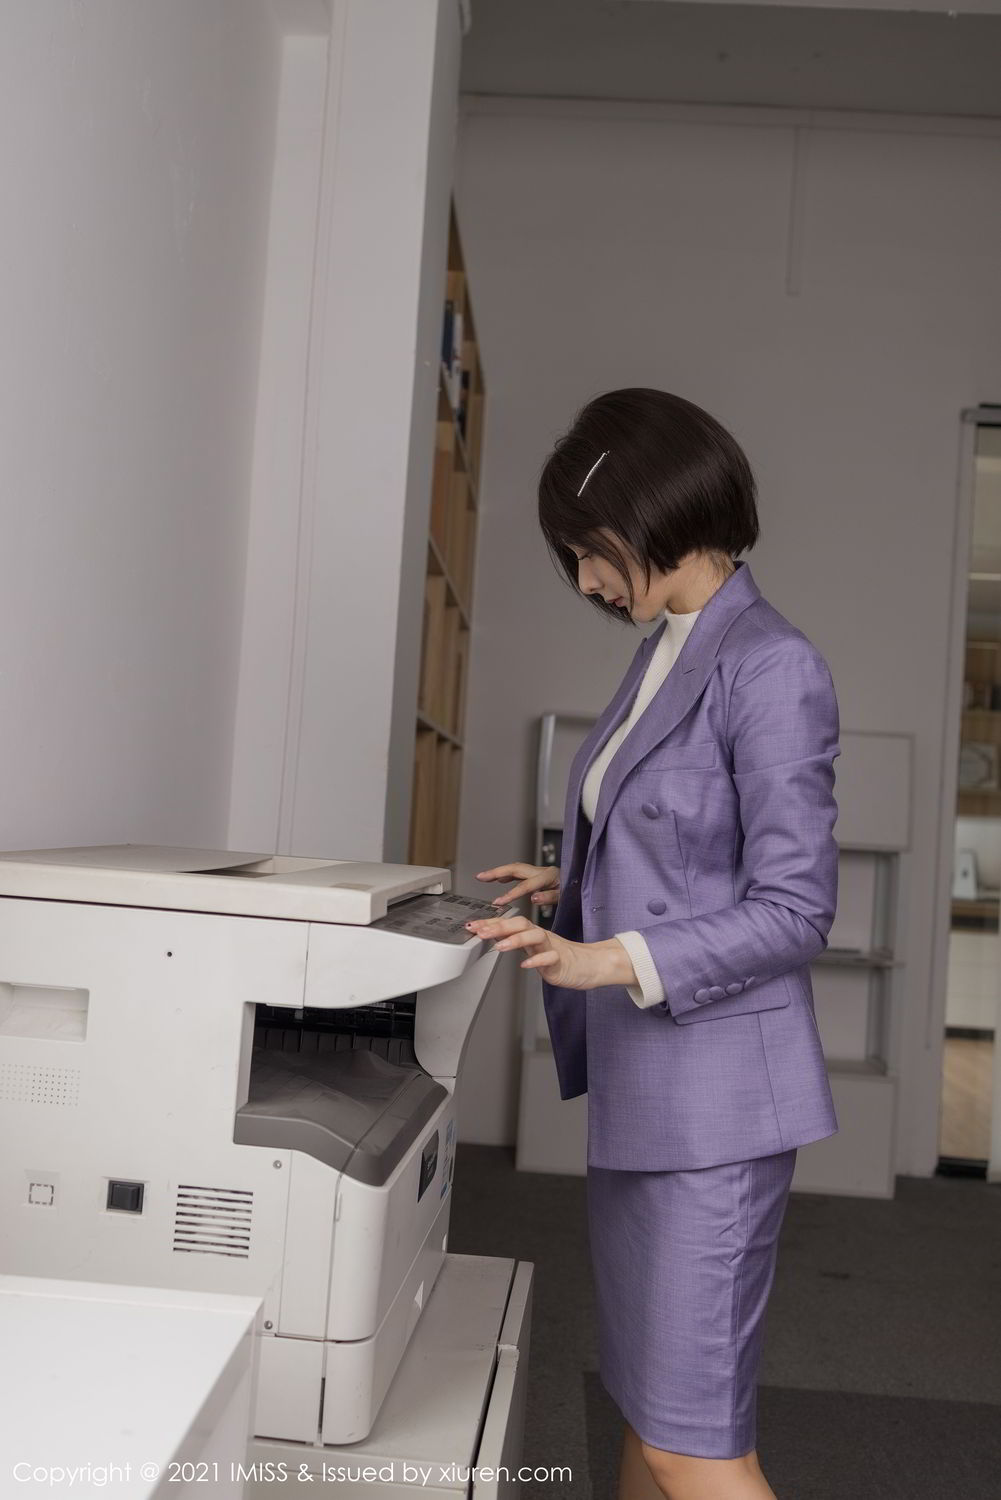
[475,862,561,910]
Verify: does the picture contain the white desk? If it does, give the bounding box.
[0,1277,261,1498]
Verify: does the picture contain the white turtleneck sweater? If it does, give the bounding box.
[580,604,703,1010]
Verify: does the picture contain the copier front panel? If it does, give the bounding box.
[0,896,303,1328]
[0,846,501,1445]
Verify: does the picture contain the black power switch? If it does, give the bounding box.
[107,1180,144,1214]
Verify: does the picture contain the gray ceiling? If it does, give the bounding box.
[460,1,1001,119]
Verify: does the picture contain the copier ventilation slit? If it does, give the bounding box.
[171,1185,253,1258]
[0,1063,80,1107]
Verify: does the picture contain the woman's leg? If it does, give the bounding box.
[618,1424,777,1500]
[617,1421,666,1499]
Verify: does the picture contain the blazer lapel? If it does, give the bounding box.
[581,561,762,873]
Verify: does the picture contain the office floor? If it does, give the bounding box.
[448,1144,1001,1500]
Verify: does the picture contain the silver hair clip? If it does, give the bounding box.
[577,450,609,497]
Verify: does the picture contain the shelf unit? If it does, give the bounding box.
[819,845,903,1075]
[409,204,485,870]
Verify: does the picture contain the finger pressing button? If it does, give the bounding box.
[640,802,661,819]
[647,898,667,915]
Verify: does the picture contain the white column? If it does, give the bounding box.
[229,0,463,861]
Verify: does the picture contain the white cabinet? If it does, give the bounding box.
[246,1255,534,1498]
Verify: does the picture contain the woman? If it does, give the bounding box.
[464,388,840,1500]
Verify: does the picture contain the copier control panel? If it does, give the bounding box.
[369,891,500,944]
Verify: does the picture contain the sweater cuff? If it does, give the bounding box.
[614,930,667,1009]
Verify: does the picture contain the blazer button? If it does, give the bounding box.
[647,898,667,915]
[708,985,726,999]
[745,976,757,987]
[694,987,710,1003]
[725,982,743,996]
[640,802,661,819]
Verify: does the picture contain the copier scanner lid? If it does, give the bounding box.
[0,844,450,925]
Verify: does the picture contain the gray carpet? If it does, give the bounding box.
[448,1144,1001,1499]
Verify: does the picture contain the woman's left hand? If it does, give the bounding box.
[465,914,636,991]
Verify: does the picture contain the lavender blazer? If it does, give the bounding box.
[541,560,841,1171]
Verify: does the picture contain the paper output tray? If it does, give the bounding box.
[234,1047,447,1185]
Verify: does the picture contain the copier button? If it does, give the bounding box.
[107,1180,144,1214]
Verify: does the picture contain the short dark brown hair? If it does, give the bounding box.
[537,387,759,623]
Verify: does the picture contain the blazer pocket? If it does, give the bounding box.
[637,739,718,773]
[673,973,794,1025]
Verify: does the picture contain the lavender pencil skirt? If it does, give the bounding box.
[586,1146,798,1460]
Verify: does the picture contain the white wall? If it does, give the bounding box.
[451,94,1001,1176]
[0,0,281,849]
[0,0,467,871]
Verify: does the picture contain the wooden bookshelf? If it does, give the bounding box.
[408,203,484,869]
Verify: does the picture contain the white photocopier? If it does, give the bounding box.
[0,845,504,1449]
